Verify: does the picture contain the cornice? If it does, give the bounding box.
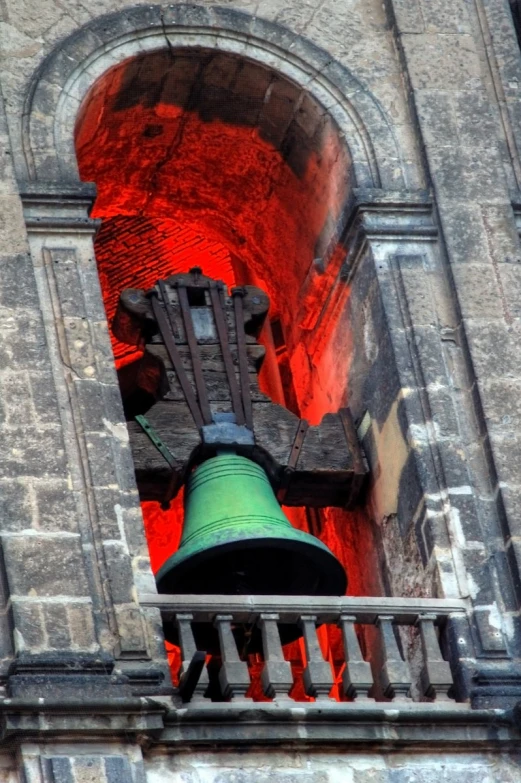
[19,181,99,234]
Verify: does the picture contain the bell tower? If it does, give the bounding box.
[2,0,521,780]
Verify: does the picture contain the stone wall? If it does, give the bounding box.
[1,0,521,778]
[144,749,521,783]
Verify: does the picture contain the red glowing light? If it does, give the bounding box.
[94,217,235,369]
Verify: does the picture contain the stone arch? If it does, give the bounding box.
[60,11,392,609]
[22,4,407,190]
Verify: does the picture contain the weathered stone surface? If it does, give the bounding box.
[2,535,89,597]
[0,0,521,777]
[143,752,521,783]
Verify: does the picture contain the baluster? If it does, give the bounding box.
[259,613,293,700]
[416,614,454,701]
[175,613,209,702]
[339,614,373,701]
[214,614,252,701]
[300,615,334,700]
[377,615,412,701]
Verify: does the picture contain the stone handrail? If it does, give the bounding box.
[140,594,469,705]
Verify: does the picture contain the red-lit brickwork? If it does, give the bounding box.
[95,216,235,367]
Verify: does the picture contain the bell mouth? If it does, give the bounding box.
[156,535,347,596]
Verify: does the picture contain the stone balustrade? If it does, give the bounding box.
[140,594,468,705]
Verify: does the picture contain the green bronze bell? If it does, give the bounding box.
[156,454,347,597]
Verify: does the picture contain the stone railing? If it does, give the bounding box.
[141,594,468,705]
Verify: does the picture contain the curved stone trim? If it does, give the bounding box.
[22,3,407,189]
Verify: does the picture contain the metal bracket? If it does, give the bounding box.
[135,415,177,468]
[277,419,309,503]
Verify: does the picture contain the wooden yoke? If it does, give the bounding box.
[113,268,366,508]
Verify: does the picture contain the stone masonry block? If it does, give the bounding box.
[111,435,139,492]
[12,599,97,654]
[114,604,147,656]
[118,501,149,557]
[390,0,424,33]
[211,7,259,36]
[2,535,89,597]
[28,369,61,425]
[49,249,87,319]
[72,757,105,783]
[104,757,133,783]
[506,538,521,605]
[386,762,512,783]
[450,264,504,320]
[415,88,501,153]
[61,317,95,377]
[437,201,491,265]
[132,556,156,596]
[420,0,471,33]
[413,90,457,149]
[66,603,97,651]
[493,547,520,613]
[500,485,521,538]
[140,605,167,661]
[397,450,424,535]
[452,90,501,150]
[92,487,123,541]
[0,195,30,255]
[28,79,63,129]
[488,431,521,487]
[480,204,521,262]
[447,492,487,545]
[77,262,108,321]
[84,432,119,488]
[494,263,521,318]
[0,371,37,426]
[0,312,49,370]
[42,604,71,650]
[92,488,147,556]
[465,320,521,379]
[0,478,35,531]
[43,757,74,783]
[409,324,449,386]
[34,480,79,533]
[395,262,439,327]
[73,378,106,433]
[404,33,482,91]
[439,440,473,489]
[427,144,508,203]
[428,387,461,439]
[100,382,126,426]
[103,542,135,604]
[474,607,508,654]
[417,510,452,566]
[90,321,121,384]
[0,253,40,311]
[477,377,521,434]
[11,601,46,652]
[462,548,496,606]
[0,427,67,478]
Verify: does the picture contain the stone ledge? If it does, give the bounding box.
[161,701,519,748]
[19,181,99,234]
[0,697,517,749]
[0,696,167,744]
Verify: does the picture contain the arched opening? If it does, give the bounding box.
[75,47,383,699]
